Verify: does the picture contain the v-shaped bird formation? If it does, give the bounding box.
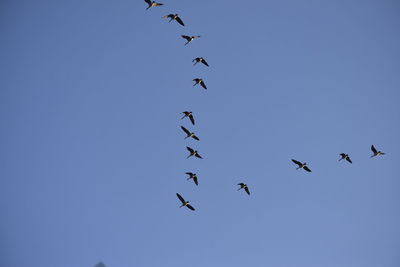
[143,0,387,212]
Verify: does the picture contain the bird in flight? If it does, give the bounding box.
[181,111,195,125]
[181,126,200,141]
[186,146,203,159]
[176,193,195,211]
[237,183,250,195]
[339,153,352,163]
[181,35,200,45]
[370,145,385,158]
[163,14,185,26]
[144,0,163,10]
[186,172,198,186]
[193,78,207,90]
[193,57,209,67]
[291,159,312,172]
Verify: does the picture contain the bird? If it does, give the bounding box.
[339,153,352,163]
[371,145,385,158]
[94,262,107,267]
[186,172,198,185]
[163,14,185,26]
[176,193,195,211]
[237,183,250,195]
[181,126,200,141]
[181,111,195,125]
[181,35,200,45]
[186,146,203,159]
[193,78,207,89]
[144,0,163,10]
[193,57,209,67]
[291,159,312,172]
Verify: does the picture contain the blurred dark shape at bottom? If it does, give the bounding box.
[94,262,106,267]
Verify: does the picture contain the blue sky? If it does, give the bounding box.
[1,1,399,266]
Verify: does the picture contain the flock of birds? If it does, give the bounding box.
[143,0,386,212]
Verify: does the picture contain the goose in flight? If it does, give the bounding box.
[163,14,185,26]
[186,172,198,185]
[144,0,163,10]
[237,183,250,195]
[181,111,195,125]
[186,146,203,159]
[339,153,352,163]
[181,126,200,141]
[193,78,207,89]
[181,35,200,45]
[193,57,209,67]
[176,193,195,211]
[291,159,312,172]
[371,145,385,158]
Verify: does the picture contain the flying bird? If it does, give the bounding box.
[371,145,385,158]
[144,0,163,10]
[193,57,209,67]
[339,153,352,163]
[237,183,250,195]
[193,78,207,89]
[186,146,203,159]
[291,159,312,172]
[186,172,198,186]
[181,35,200,45]
[181,111,195,125]
[176,193,195,210]
[163,14,185,26]
[181,126,200,141]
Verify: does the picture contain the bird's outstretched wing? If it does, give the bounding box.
[176,193,185,204]
[291,159,302,166]
[346,157,352,164]
[193,176,198,185]
[181,126,191,136]
[154,2,163,7]
[371,145,377,154]
[186,146,194,153]
[238,183,244,186]
[195,153,203,159]
[200,80,207,89]
[186,204,195,211]
[175,16,185,26]
[181,35,191,41]
[144,0,152,7]
[189,114,195,125]
[303,166,312,172]
[192,134,200,141]
[186,172,193,177]
[201,58,209,66]
[244,186,250,195]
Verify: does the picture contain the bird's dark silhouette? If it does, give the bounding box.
[193,78,207,89]
[144,0,163,10]
[163,14,185,26]
[181,111,195,125]
[186,146,203,159]
[237,183,250,195]
[181,126,200,140]
[339,153,352,163]
[193,57,209,67]
[292,159,312,172]
[181,35,200,45]
[186,172,199,185]
[176,193,195,210]
[371,145,385,158]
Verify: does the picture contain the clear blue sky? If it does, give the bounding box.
[1,1,399,267]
